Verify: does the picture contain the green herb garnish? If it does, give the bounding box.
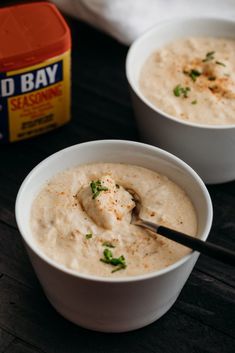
[186,69,201,82]
[111,264,126,273]
[173,84,191,98]
[100,248,127,273]
[90,180,108,199]
[191,100,197,105]
[85,232,92,239]
[216,61,226,67]
[102,241,115,248]
[173,84,182,97]
[202,51,215,62]
[101,248,113,262]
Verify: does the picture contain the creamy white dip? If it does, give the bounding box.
[139,37,235,125]
[31,163,197,277]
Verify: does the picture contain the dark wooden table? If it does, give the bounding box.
[1,7,235,353]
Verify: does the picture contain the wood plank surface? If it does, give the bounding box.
[0,328,14,353]
[4,340,44,353]
[0,2,235,353]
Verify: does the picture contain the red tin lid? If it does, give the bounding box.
[0,2,71,72]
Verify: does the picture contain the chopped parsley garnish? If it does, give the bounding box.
[173,84,182,97]
[90,180,108,199]
[202,51,215,62]
[101,248,113,262]
[111,264,126,273]
[85,232,92,239]
[184,69,201,82]
[173,84,191,98]
[216,61,226,67]
[100,248,126,273]
[208,76,216,81]
[191,100,197,105]
[102,241,115,248]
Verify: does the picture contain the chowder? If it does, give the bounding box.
[31,163,197,277]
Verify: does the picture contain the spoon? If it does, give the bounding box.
[128,189,235,266]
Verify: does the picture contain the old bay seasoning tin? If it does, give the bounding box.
[0,2,71,143]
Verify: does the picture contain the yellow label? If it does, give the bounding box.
[5,50,70,142]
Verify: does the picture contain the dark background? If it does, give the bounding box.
[0,1,235,352]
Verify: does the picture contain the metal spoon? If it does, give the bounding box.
[128,188,235,266]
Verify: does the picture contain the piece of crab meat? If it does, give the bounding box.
[77,175,135,229]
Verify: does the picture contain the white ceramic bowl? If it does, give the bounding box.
[126,17,235,184]
[15,140,212,332]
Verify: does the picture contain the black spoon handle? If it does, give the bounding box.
[137,220,235,266]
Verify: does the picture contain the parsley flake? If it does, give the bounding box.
[184,69,201,82]
[100,248,127,273]
[173,85,191,98]
[191,100,197,105]
[202,51,215,62]
[216,61,226,67]
[85,232,92,239]
[112,264,127,273]
[90,180,108,199]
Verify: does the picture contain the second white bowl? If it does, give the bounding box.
[126,17,235,184]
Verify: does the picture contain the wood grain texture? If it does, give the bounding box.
[4,339,45,353]
[0,2,235,353]
[0,328,14,353]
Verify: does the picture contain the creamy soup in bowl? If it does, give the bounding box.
[31,163,197,277]
[15,140,212,332]
[126,18,235,184]
[139,37,235,125]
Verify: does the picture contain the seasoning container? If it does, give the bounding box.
[0,2,71,143]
